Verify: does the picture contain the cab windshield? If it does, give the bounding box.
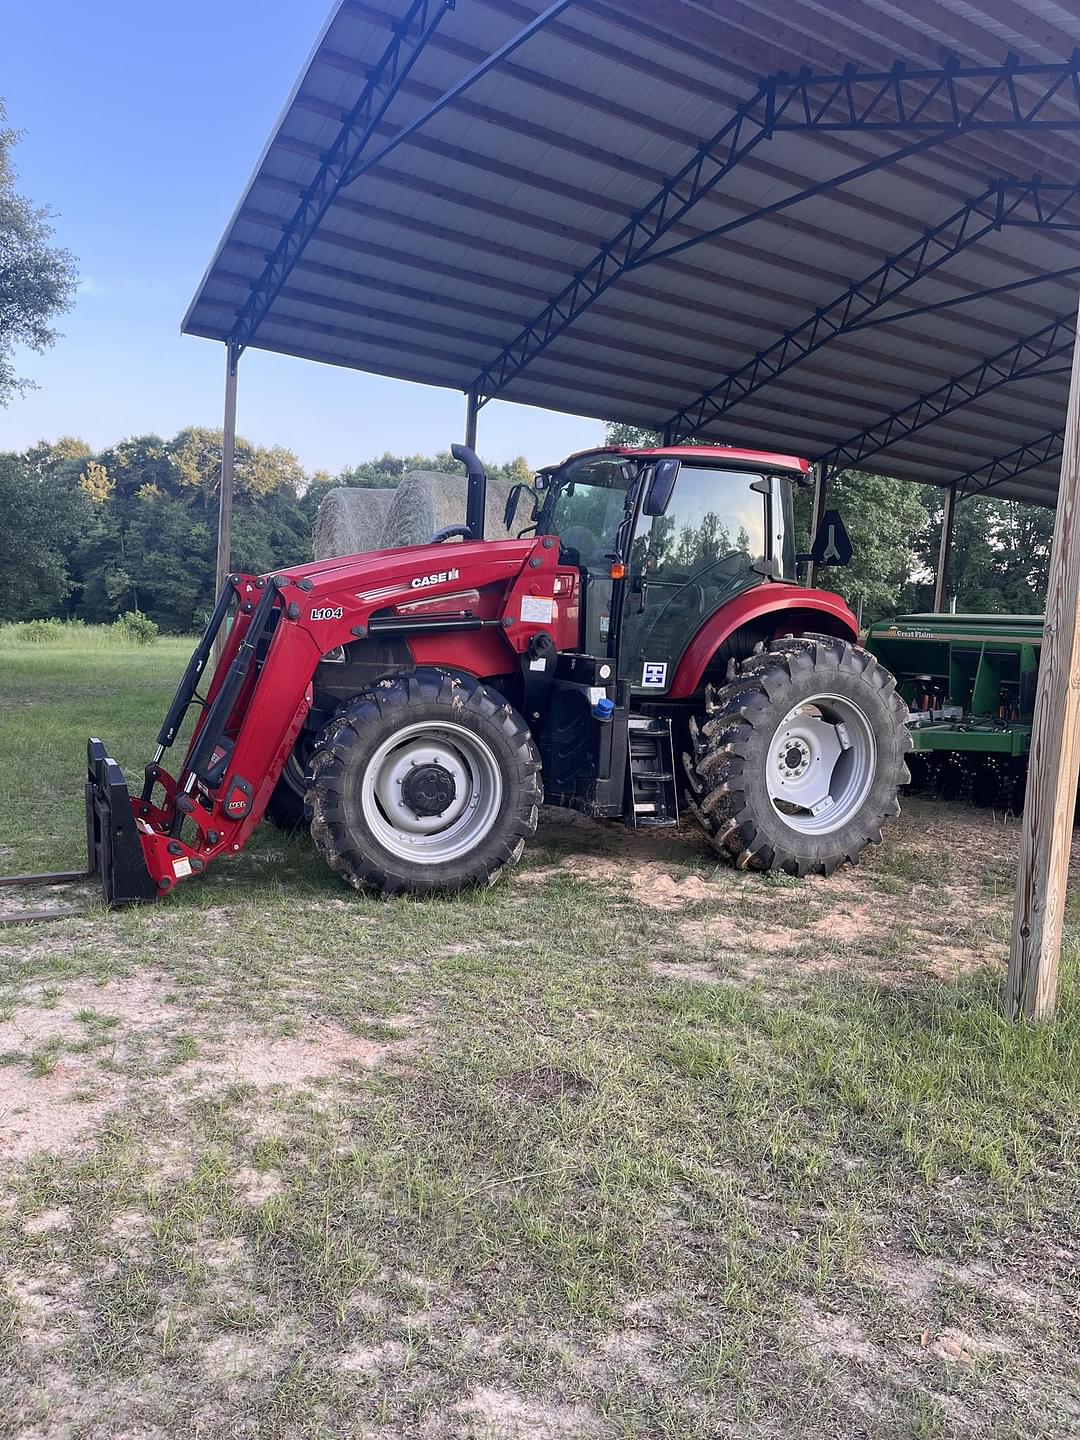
[540,455,639,564]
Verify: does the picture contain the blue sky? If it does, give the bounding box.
[2,0,604,474]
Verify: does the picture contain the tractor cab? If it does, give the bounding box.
[530,445,805,695]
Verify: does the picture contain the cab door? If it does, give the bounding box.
[539,454,639,658]
[619,466,768,696]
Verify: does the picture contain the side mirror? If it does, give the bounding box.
[642,458,681,516]
[808,509,853,568]
[503,482,535,531]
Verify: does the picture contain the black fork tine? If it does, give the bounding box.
[0,868,95,925]
[0,869,91,889]
[0,904,91,927]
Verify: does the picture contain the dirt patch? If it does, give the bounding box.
[874,1253,938,1310]
[337,1338,410,1376]
[0,1062,112,1166]
[445,1386,603,1439]
[0,972,180,1048]
[797,1303,883,1365]
[523,855,733,912]
[0,970,422,1167]
[23,1207,71,1236]
[192,1023,412,1089]
[595,1329,663,1384]
[496,1065,591,1104]
[201,1331,270,1378]
[931,1327,1009,1366]
[234,1167,284,1205]
[649,959,727,986]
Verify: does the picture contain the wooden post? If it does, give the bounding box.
[806,463,828,588]
[213,342,239,661]
[933,483,957,613]
[1006,297,1080,1022]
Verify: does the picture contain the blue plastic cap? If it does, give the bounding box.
[593,697,615,720]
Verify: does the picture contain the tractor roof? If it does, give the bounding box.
[550,445,810,475]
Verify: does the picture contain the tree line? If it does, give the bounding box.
[0,434,533,631]
[1,428,1055,633]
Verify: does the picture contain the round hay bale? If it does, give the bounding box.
[381,469,514,550]
[313,486,395,560]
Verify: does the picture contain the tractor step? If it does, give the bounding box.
[625,716,679,829]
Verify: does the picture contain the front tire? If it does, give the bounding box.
[685,635,911,876]
[305,670,542,896]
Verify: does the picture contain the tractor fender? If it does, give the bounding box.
[667,584,859,699]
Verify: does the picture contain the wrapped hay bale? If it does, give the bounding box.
[313,487,395,560]
[381,470,514,549]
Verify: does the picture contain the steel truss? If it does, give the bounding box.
[955,428,1066,502]
[230,0,573,352]
[471,55,1080,406]
[230,0,453,352]
[820,313,1076,474]
[663,179,1080,441]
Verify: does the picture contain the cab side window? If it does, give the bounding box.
[639,467,765,583]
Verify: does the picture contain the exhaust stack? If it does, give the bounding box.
[451,442,486,541]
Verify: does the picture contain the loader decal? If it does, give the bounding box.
[411,568,460,589]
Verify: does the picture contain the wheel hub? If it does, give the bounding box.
[778,738,811,778]
[400,761,457,817]
[765,694,877,836]
[362,722,505,864]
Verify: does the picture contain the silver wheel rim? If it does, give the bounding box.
[765,692,876,836]
[359,721,504,864]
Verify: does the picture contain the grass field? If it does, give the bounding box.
[1,630,1078,1439]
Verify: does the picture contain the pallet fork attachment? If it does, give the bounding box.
[0,582,244,926]
[0,740,160,926]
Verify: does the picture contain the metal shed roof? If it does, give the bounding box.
[182,0,1080,506]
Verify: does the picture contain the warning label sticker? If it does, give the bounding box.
[520,595,554,624]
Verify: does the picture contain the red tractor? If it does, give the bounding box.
[9,443,911,913]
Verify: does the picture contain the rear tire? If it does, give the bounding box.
[305,669,542,896]
[685,635,911,876]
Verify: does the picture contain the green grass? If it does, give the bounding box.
[1,632,1078,1438]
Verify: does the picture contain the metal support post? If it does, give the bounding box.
[464,389,479,451]
[805,463,828,589]
[213,342,239,661]
[933,483,957,613]
[1007,297,1080,1021]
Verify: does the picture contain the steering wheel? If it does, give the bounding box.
[428,525,474,544]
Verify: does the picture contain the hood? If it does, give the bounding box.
[272,537,540,596]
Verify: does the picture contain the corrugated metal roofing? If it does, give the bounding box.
[183,0,1080,505]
